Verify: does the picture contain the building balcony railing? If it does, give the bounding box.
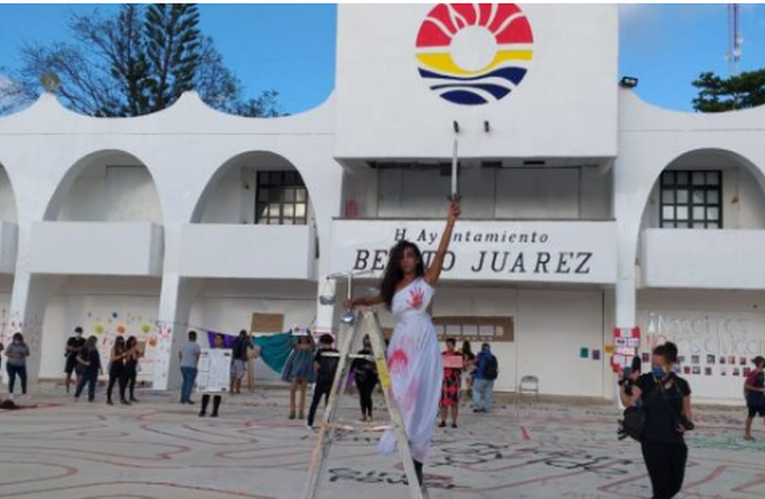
[640,228,765,289]
[29,222,163,276]
[179,224,316,280]
[0,221,18,274]
[330,218,617,284]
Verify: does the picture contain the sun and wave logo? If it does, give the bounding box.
[415,3,534,105]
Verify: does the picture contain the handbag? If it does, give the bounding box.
[619,405,646,441]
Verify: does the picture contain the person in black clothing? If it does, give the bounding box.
[352,335,378,422]
[124,336,141,403]
[64,327,86,394]
[306,334,339,429]
[74,336,103,402]
[620,342,694,499]
[744,355,765,440]
[107,336,131,405]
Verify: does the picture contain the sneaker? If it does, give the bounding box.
[305,423,314,431]
[23,395,32,401]
[8,394,14,401]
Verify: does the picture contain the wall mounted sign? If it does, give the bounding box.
[330,220,617,284]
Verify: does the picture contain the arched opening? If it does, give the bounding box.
[185,151,319,385]
[46,150,163,223]
[192,151,315,225]
[37,150,164,385]
[635,149,765,402]
[0,161,18,346]
[639,149,765,233]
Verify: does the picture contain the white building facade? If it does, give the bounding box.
[0,4,763,404]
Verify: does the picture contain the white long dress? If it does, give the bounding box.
[378,277,443,463]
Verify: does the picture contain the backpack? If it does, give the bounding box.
[483,354,498,380]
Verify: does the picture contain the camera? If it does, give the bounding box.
[677,415,695,431]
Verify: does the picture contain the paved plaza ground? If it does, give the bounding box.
[1,385,764,499]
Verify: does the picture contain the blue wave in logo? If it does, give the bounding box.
[439,90,490,105]
[418,67,528,85]
[418,67,527,105]
[430,83,512,101]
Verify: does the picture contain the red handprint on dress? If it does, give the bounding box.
[407,287,425,309]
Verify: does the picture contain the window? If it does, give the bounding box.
[255,171,309,225]
[660,170,722,229]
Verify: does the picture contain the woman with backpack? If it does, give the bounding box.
[620,342,694,499]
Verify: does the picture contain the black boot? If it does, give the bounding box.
[211,395,222,418]
[199,394,210,417]
[413,460,424,487]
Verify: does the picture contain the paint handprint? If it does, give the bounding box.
[407,287,425,309]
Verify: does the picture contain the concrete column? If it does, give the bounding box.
[3,271,61,389]
[152,273,198,390]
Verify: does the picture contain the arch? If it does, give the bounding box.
[0,156,19,224]
[637,147,765,245]
[43,149,164,223]
[191,150,318,225]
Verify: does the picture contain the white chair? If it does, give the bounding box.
[517,375,539,403]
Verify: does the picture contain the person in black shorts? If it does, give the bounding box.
[620,342,694,499]
[65,327,86,394]
[744,356,765,441]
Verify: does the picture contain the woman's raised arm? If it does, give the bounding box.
[425,200,461,286]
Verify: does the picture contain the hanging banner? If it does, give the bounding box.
[330,220,616,284]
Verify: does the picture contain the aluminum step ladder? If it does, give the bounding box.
[303,309,428,499]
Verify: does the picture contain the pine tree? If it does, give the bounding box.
[144,4,202,112]
[692,70,765,113]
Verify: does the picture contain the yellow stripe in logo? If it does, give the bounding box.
[416,50,533,76]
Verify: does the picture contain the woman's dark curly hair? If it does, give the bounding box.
[379,240,425,308]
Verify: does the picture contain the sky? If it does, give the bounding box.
[0,3,764,114]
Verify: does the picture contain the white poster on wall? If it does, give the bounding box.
[196,349,232,393]
[639,310,765,401]
[330,220,617,284]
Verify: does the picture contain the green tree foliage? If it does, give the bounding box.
[0,4,282,117]
[692,70,765,113]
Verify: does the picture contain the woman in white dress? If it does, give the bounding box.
[345,199,460,489]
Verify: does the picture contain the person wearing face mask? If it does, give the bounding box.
[5,333,30,401]
[620,342,694,499]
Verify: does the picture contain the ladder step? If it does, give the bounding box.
[324,422,393,433]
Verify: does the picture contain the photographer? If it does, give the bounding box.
[620,342,693,499]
